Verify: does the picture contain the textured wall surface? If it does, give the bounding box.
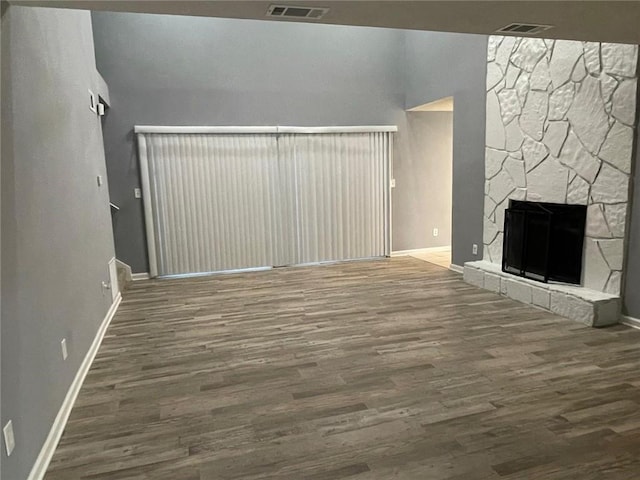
[483,36,638,295]
[1,7,116,479]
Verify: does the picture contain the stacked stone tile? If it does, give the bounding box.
[484,36,638,295]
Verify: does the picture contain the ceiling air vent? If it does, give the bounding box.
[496,23,553,35]
[267,5,329,20]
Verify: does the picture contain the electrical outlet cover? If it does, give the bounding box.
[3,420,15,456]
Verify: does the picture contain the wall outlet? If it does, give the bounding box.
[61,338,68,361]
[134,187,142,199]
[3,420,15,456]
[390,178,396,188]
[432,228,439,237]
[472,244,478,255]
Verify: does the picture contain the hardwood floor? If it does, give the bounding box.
[45,257,640,479]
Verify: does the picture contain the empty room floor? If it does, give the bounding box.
[45,257,640,480]
[410,247,451,269]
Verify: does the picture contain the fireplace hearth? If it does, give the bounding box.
[502,201,587,285]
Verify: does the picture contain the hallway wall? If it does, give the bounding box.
[403,30,489,267]
[1,7,116,479]
[393,111,453,251]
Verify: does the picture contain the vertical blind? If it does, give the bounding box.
[137,127,393,277]
[280,133,389,264]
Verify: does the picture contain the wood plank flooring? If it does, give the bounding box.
[45,257,640,479]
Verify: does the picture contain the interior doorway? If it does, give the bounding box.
[393,96,454,269]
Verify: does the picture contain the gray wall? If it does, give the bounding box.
[1,7,116,479]
[91,12,408,272]
[623,48,640,318]
[404,31,488,267]
[0,7,3,477]
[394,111,453,251]
[92,12,489,272]
[624,122,640,317]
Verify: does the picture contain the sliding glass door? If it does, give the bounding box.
[137,127,393,277]
[279,132,390,265]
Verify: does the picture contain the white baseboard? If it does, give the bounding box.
[27,293,122,480]
[391,246,451,257]
[115,259,132,282]
[449,263,464,274]
[621,315,640,330]
[131,272,150,281]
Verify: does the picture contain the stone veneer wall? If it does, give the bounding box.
[484,36,638,296]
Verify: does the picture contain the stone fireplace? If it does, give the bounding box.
[464,36,638,326]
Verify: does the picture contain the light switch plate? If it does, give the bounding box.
[390,179,396,188]
[433,228,439,237]
[88,89,97,113]
[97,175,103,187]
[61,338,68,360]
[134,188,142,199]
[472,244,478,255]
[3,420,15,456]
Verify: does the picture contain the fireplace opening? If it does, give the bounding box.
[502,200,587,284]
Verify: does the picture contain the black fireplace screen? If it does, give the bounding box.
[502,200,587,284]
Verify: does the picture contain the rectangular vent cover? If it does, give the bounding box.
[496,23,553,35]
[267,5,329,19]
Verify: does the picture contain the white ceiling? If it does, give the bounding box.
[10,1,640,45]
[407,96,454,112]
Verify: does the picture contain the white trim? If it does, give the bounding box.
[391,246,452,257]
[131,272,150,281]
[159,266,272,279]
[107,257,119,303]
[115,259,132,283]
[134,125,398,134]
[277,125,398,133]
[137,134,159,278]
[27,293,122,480]
[135,126,278,134]
[449,263,464,274]
[385,133,393,256]
[621,315,640,330]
